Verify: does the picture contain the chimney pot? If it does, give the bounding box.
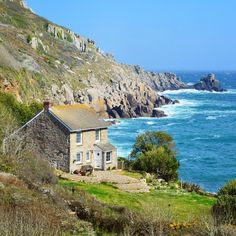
[43,101,50,111]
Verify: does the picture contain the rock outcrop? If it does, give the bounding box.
[74,77,177,118]
[133,66,188,91]
[193,74,226,92]
[46,23,89,52]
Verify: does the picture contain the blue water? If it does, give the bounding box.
[108,71,236,193]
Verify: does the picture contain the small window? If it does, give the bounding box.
[95,129,100,141]
[106,151,112,163]
[86,151,91,162]
[76,152,83,164]
[76,131,82,144]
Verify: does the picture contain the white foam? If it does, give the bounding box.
[146,121,155,125]
[160,99,201,118]
[206,116,217,120]
[161,88,236,95]
[191,134,221,141]
[161,89,205,95]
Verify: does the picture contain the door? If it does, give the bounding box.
[94,150,102,169]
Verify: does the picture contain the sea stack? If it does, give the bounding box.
[194,74,227,92]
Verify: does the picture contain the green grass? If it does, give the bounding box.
[59,180,216,222]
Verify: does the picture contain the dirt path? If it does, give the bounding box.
[60,170,150,193]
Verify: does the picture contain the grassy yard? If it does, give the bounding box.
[59,179,216,222]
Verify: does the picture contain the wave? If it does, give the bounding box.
[146,121,155,125]
[206,116,217,120]
[191,135,221,141]
[161,89,202,95]
[160,99,201,118]
[161,88,236,95]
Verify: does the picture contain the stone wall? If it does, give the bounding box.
[24,111,70,172]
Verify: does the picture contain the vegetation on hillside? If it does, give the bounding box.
[0,92,42,150]
[213,179,236,225]
[0,92,42,125]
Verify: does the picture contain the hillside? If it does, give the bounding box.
[0,0,188,118]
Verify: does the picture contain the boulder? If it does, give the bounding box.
[151,109,167,118]
[61,84,74,103]
[194,74,226,92]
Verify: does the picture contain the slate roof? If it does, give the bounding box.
[94,142,116,151]
[49,104,110,131]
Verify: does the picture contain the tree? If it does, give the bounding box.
[130,131,179,181]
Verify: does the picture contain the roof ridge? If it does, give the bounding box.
[51,103,96,112]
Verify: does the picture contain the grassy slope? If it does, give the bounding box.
[59,180,216,222]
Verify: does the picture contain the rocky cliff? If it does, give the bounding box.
[0,0,189,118]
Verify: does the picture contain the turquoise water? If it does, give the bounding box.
[108,72,236,192]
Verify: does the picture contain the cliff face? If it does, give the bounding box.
[0,0,186,118]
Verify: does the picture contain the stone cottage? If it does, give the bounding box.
[13,102,117,173]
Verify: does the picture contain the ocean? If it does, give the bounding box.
[108,71,236,193]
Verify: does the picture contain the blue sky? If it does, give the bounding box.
[27,0,236,71]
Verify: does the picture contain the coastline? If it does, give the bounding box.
[109,83,236,192]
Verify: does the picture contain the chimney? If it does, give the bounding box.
[43,101,50,112]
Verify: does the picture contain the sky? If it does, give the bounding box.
[26,0,236,71]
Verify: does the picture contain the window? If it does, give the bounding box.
[76,131,82,144]
[76,152,83,164]
[95,129,100,142]
[86,151,91,162]
[106,151,112,163]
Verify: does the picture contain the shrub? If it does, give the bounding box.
[130,131,179,182]
[181,182,205,194]
[67,34,74,43]
[26,34,32,43]
[0,155,17,173]
[15,152,57,187]
[0,103,17,149]
[57,30,63,40]
[212,179,236,225]
[0,92,43,125]
[0,184,68,236]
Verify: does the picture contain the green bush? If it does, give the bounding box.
[130,131,179,182]
[212,179,236,224]
[57,30,63,40]
[0,92,43,125]
[218,179,236,196]
[66,34,74,43]
[26,34,32,43]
